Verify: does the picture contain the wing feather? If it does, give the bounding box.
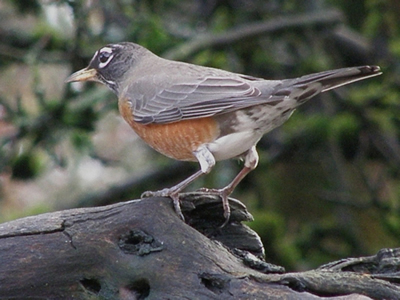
[122,65,380,125]
[126,75,275,124]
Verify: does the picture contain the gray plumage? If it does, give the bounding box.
[87,43,380,125]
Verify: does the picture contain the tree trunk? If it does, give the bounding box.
[1,193,399,299]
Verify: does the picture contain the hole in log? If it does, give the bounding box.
[283,277,307,293]
[119,229,163,256]
[199,273,230,294]
[80,278,101,294]
[125,279,150,299]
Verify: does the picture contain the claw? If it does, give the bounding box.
[220,192,231,228]
[196,187,232,227]
[141,188,170,198]
[141,189,185,221]
[171,194,185,221]
[141,191,152,198]
[218,188,232,228]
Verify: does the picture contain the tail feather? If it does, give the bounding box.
[293,65,381,92]
[276,65,381,104]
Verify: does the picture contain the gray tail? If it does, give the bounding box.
[295,65,381,92]
[276,65,382,103]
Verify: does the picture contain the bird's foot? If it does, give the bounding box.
[141,189,184,221]
[196,187,232,228]
[141,188,173,198]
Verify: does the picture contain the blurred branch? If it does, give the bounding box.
[367,130,400,168]
[164,9,344,60]
[0,34,67,64]
[329,26,375,64]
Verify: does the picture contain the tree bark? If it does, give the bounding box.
[1,193,399,300]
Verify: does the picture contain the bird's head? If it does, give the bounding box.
[66,42,148,94]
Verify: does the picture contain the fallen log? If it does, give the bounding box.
[0,193,399,299]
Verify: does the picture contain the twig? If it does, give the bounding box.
[163,9,344,60]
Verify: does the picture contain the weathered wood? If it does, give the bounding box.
[0,194,399,299]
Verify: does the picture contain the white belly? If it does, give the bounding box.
[206,103,295,161]
[206,130,261,161]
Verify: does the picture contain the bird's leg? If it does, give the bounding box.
[202,146,259,227]
[141,145,216,221]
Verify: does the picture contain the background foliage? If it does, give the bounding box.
[0,0,399,270]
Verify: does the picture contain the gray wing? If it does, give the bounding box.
[127,75,280,124]
[126,65,380,124]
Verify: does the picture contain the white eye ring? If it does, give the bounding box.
[98,47,114,68]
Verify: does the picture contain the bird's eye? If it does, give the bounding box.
[96,47,115,69]
[99,51,111,63]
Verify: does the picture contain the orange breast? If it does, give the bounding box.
[119,100,219,161]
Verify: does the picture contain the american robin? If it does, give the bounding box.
[66,42,381,224]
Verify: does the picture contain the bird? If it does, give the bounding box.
[66,42,381,225]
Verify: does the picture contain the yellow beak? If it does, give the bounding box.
[65,67,98,83]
